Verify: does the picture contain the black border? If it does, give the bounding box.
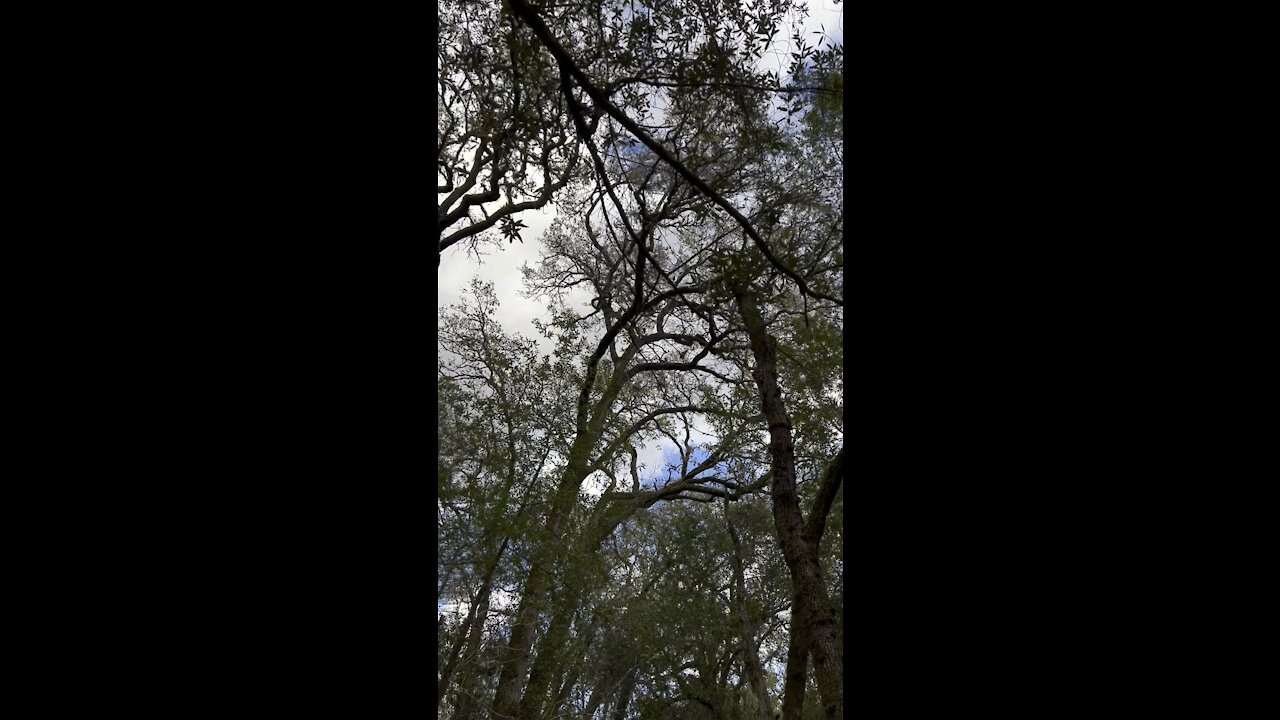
[58,4,1202,715]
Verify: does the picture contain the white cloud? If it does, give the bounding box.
[437,586,518,622]
[760,0,844,77]
[581,469,613,500]
[634,437,670,484]
[437,204,561,349]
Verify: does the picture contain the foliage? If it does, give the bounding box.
[438,0,843,718]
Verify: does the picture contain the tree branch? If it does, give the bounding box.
[803,447,845,545]
[507,0,844,308]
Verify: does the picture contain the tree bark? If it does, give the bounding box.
[549,640,588,720]
[490,521,556,720]
[451,587,493,720]
[734,288,843,720]
[516,595,573,720]
[584,633,637,719]
[780,594,809,720]
[726,504,774,720]
[518,488,645,720]
[611,668,638,720]
[440,538,509,709]
[491,444,594,720]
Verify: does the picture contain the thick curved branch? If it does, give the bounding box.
[634,332,703,348]
[803,447,845,545]
[438,137,491,219]
[622,361,739,386]
[438,167,576,257]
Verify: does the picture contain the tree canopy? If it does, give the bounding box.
[438,1,843,718]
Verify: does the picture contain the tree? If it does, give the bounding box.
[438,1,843,717]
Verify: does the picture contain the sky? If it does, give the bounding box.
[438,0,843,493]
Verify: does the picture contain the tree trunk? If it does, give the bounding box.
[550,650,585,719]
[545,605,600,720]
[611,668,638,720]
[491,460,586,720]
[518,509,632,720]
[490,541,553,719]
[451,587,492,720]
[584,638,635,719]
[511,467,658,720]
[727,505,774,720]
[440,538,508,709]
[517,597,573,720]
[734,289,844,720]
[780,594,809,720]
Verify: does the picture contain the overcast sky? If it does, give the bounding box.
[438,0,843,488]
